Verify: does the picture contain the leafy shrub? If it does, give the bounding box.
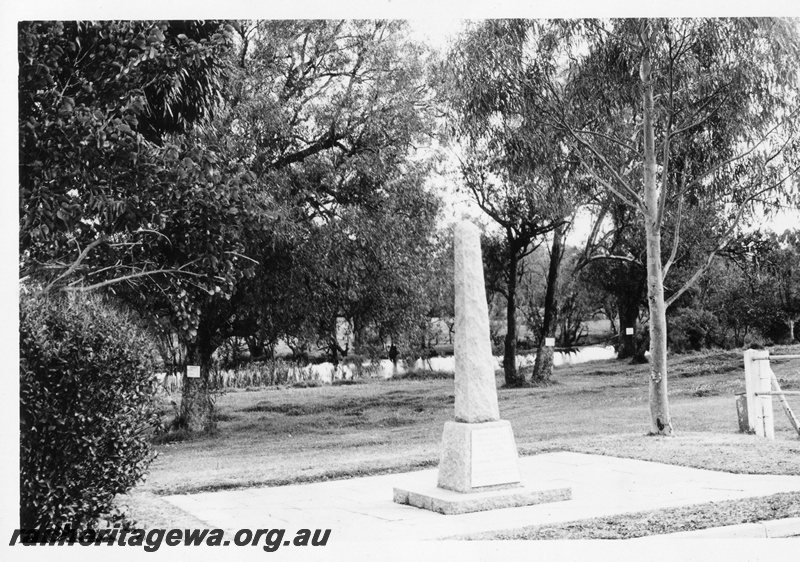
[20,293,159,533]
[756,313,796,345]
[743,332,770,349]
[668,308,723,353]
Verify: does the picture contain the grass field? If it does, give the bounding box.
[121,344,800,537]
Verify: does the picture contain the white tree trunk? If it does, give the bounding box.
[644,222,673,435]
[641,28,674,436]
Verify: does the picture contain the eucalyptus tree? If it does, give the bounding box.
[559,19,799,435]
[471,18,800,434]
[291,166,442,363]
[444,25,578,386]
[718,229,800,343]
[772,230,800,342]
[579,202,649,359]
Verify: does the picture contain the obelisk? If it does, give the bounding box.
[436,221,520,492]
[452,221,500,423]
[393,221,571,514]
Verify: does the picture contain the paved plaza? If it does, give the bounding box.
[163,452,800,541]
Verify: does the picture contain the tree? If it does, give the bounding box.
[443,24,578,386]
[289,167,442,363]
[455,18,800,434]
[423,226,456,345]
[557,19,800,434]
[579,201,649,359]
[19,21,237,278]
[767,230,800,342]
[19,20,440,433]
[712,229,800,344]
[18,20,265,433]
[169,20,439,428]
[529,221,568,382]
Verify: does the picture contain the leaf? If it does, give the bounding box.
[58,97,74,117]
[133,33,147,51]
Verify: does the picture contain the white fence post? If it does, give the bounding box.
[744,349,775,439]
[743,350,760,433]
[758,354,775,440]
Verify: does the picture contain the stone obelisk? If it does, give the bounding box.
[393,221,571,514]
[452,221,500,424]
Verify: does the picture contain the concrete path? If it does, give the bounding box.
[163,452,800,541]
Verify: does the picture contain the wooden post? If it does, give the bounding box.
[735,392,750,433]
[744,349,775,438]
[758,353,775,439]
[743,350,762,433]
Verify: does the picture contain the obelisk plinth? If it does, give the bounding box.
[393,221,571,514]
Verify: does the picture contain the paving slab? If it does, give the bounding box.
[162,452,800,541]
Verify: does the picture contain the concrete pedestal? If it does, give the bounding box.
[394,420,571,515]
[437,420,521,492]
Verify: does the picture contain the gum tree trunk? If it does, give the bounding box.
[616,286,644,360]
[532,223,564,383]
[503,237,521,386]
[640,33,673,436]
[617,299,637,359]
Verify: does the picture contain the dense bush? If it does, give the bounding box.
[668,308,723,353]
[756,312,797,345]
[20,293,159,533]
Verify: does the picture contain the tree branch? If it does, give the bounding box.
[567,130,645,209]
[664,161,800,308]
[584,253,643,267]
[569,128,638,153]
[574,203,610,272]
[62,267,221,293]
[655,38,674,230]
[669,90,730,138]
[577,158,640,210]
[268,128,346,170]
[686,105,800,190]
[664,250,716,309]
[662,160,688,280]
[43,236,107,294]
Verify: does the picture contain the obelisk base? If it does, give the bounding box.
[438,420,521,492]
[393,420,571,515]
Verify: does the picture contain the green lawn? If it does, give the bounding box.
[121,345,800,534]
